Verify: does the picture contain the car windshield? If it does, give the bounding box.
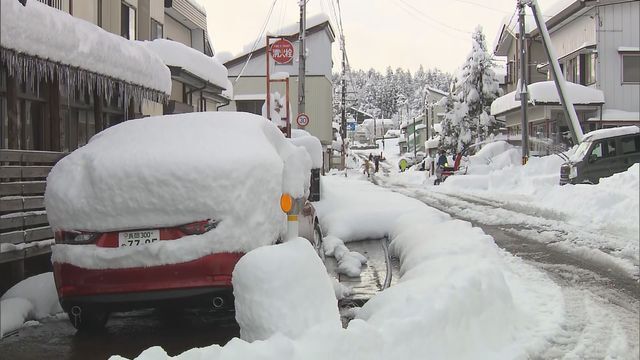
[570,141,592,162]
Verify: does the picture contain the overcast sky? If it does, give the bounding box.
[202,0,558,74]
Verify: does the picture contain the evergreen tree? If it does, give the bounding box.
[441,26,502,152]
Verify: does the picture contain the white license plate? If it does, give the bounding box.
[118,230,160,247]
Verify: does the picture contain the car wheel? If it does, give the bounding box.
[69,306,109,332]
[313,221,325,261]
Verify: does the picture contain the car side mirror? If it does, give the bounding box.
[589,154,598,163]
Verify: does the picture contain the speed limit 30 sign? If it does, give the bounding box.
[296,113,310,127]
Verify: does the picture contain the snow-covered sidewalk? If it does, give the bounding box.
[111,172,572,359]
[383,141,639,279]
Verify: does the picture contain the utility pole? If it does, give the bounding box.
[340,34,347,169]
[298,0,306,116]
[518,0,529,165]
[527,0,583,144]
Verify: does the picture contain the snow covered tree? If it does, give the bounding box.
[441,26,502,152]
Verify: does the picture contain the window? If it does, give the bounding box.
[121,2,136,40]
[566,57,580,84]
[236,100,265,115]
[622,54,640,83]
[585,53,597,85]
[506,60,515,84]
[151,18,163,40]
[591,139,617,160]
[621,135,640,154]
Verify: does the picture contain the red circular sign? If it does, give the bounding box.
[270,39,295,65]
[296,113,310,127]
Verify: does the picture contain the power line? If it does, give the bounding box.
[397,0,471,35]
[234,0,279,84]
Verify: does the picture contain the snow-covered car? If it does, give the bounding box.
[45,112,322,331]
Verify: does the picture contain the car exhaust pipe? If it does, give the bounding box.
[212,297,224,309]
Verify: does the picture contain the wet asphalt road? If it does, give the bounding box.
[0,309,239,360]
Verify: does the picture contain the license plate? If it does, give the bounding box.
[118,230,160,247]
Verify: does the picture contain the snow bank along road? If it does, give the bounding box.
[381,180,640,358]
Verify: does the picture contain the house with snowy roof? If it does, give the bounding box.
[221,14,335,149]
[398,86,448,154]
[0,0,229,153]
[491,0,639,150]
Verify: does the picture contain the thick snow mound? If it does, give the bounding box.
[232,238,340,342]
[0,272,63,336]
[0,0,171,94]
[0,298,33,336]
[1,272,62,319]
[314,176,426,241]
[46,112,312,269]
[289,134,323,169]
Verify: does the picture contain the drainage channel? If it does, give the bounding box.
[324,238,400,321]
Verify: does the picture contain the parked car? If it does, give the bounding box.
[46,112,322,331]
[560,126,640,185]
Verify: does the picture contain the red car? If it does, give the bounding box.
[47,113,323,331]
[53,219,243,330]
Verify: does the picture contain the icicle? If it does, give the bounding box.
[1,47,169,110]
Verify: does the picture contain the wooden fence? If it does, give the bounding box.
[0,149,65,265]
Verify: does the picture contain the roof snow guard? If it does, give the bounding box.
[0,0,171,105]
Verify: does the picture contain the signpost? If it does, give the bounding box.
[270,39,294,65]
[266,37,293,137]
[296,113,310,127]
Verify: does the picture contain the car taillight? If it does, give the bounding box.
[179,219,219,235]
[55,230,99,245]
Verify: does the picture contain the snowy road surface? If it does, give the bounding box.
[382,180,640,359]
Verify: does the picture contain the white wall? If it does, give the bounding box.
[165,14,192,46]
[596,1,640,113]
[549,10,596,58]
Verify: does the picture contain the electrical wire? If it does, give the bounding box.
[234,0,279,84]
[397,0,471,35]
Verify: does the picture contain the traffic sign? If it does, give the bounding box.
[270,39,294,65]
[296,113,310,127]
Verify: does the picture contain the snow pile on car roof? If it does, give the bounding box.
[46,112,311,269]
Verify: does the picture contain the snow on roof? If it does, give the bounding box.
[142,39,228,90]
[426,86,448,97]
[415,124,426,131]
[491,81,605,116]
[425,136,441,149]
[582,125,640,142]
[587,109,640,122]
[46,112,312,269]
[0,0,171,95]
[231,14,334,62]
[266,13,332,37]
